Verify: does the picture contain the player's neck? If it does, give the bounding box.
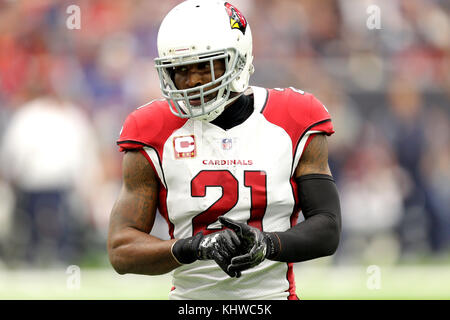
[210,94,254,130]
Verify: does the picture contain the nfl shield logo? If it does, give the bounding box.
[222,138,232,150]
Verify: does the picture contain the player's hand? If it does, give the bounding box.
[198,229,242,277]
[219,217,273,275]
[171,229,242,278]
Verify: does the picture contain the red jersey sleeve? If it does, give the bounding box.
[305,93,334,135]
[116,100,187,157]
[117,112,145,152]
[262,87,334,156]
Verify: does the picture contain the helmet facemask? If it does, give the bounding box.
[155,47,246,121]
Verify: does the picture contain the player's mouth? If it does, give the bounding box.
[189,93,216,106]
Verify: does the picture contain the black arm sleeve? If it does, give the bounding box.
[266,174,341,262]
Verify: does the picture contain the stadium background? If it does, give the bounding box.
[0,0,449,299]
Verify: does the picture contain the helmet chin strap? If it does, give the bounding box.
[193,91,245,122]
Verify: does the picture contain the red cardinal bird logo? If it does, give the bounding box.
[224,2,247,34]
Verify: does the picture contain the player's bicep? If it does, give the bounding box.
[295,134,332,177]
[109,150,159,234]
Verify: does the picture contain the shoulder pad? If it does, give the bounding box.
[117,99,187,155]
[262,87,334,153]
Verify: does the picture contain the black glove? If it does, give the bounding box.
[219,216,280,275]
[171,229,242,277]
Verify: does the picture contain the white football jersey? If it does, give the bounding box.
[118,86,334,299]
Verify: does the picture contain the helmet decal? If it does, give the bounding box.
[224,2,247,34]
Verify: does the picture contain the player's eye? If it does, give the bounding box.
[173,66,188,74]
[198,62,210,70]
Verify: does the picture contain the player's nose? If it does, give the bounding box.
[186,70,204,88]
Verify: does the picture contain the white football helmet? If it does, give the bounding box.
[155,0,254,122]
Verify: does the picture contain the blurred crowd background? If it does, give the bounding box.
[0,0,449,270]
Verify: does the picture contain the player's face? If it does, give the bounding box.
[173,59,226,106]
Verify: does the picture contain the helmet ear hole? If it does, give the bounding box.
[249,63,255,74]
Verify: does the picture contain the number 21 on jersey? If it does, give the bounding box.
[190,170,267,235]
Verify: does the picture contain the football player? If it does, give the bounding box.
[108,0,341,300]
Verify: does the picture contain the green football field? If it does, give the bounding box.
[1,263,449,299]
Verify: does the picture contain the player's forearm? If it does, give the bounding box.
[108,227,179,275]
[269,212,340,262]
[267,174,341,262]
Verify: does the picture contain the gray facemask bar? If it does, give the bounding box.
[155,48,245,118]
